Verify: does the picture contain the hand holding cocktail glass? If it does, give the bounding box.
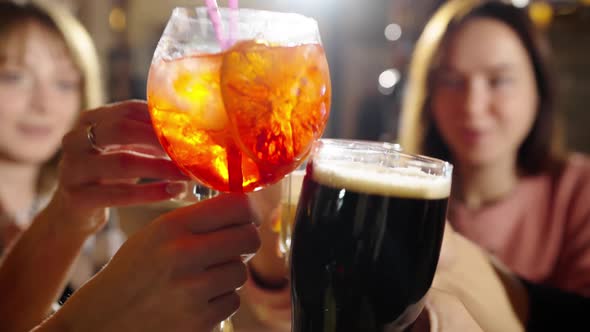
[147,5,330,331]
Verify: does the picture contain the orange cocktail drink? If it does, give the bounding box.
[147,9,330,193]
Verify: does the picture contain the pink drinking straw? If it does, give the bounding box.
[228,0,239,48]
[204,0,226,49]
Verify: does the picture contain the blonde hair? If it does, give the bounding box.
[0,0,104,192]
[30,0,104,109]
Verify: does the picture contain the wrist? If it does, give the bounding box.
[41,285,102,332]
[44,193,106,239]
[247,220,289,290]
[438,235,526,332]
[30,311,73,332]
[248,263,289,290]
[441,234,488,297]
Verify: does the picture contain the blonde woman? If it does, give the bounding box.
[0,0,103,252]
[0,2,261,331]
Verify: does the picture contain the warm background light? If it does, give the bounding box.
[378,68,400,95]
[512,0,530,9]
[529,2,554,28]
[109,6,127,32]
[384,23,402,41]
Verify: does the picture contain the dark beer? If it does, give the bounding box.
[291,161,450,332]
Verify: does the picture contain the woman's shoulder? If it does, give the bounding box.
[550,153,590,220]
[546,154,590,293]
[518,153,590,201]
[557,153,590,187]
[565,153,590,170]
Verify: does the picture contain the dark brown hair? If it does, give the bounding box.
[400,0,564,175]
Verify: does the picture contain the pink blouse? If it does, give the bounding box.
[450,154,590,295]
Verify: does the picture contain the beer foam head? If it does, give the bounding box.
[312,161,451,200]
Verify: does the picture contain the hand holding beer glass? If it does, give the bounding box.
[291,140,452,331]
[146,6,330,331]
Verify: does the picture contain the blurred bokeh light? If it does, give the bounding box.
[384,23,402,41]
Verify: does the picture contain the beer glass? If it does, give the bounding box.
[290,139,452,331]
[278,169,305,263]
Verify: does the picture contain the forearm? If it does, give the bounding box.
[238,269,291,332]
[0,199,92,332]
[27,286,97,332]
[434,235,528,332]
[28,311,70,332]
[27,269,118,332]
[247,214,289,288]
[238,221,291,331]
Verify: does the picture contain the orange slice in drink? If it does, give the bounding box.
[149,54,228,132]
[220,40,331,174]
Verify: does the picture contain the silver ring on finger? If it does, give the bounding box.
[86,122,104,153]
